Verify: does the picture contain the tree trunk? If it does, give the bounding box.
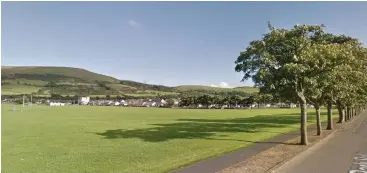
[315,106,322,135]
[350,107,354,118]
[300,101,308,145]
[351,108,354,118]
[327,103,333,130]
[337,104,344,123]
[349,108,352,119]
[344,107,348,121]
[346,107,351,121]
[352,108,354,118]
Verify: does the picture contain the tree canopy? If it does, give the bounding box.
[235,23,367,145]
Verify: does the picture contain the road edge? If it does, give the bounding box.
[265,111,366,173]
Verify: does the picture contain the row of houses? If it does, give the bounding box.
[1,96,313,109]
[80,97,179,107]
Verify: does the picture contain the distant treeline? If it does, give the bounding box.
[119,80,175,92]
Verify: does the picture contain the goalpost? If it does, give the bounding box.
[12,94,34,112]
[20,94,33,112]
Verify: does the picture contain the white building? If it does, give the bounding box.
[290,103,297,108]
[174,101,179,105]
[120,100,128,106]
[49,102,65,106]
[78,97,90,105]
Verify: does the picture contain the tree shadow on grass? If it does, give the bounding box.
[202,137,300,145]
[177,114,302,125]
[95,113,307,143]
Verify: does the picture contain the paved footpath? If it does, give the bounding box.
[273,113,367,173]
[171,128,300,173]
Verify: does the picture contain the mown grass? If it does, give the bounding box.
[1,105,327,173]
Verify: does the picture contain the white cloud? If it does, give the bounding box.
[128,20,142,28]
[219,82,231,88]
[210,82,232,88]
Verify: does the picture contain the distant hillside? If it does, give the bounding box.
[1,66,256,98]
[234,86,259,93]
[174,85,258,97]
[2,66,119,83]
[175,85,258,94]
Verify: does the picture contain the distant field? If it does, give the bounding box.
[2,105,328,173]
[2,79,48,86]
[1,84,41,95]
[141,90,181,95]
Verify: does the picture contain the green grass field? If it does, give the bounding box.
[1,105,327,173]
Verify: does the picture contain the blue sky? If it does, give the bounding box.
[2,2,367,87]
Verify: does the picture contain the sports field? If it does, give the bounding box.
[1,105,326,173]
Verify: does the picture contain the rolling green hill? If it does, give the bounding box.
[2,66,119,83]
[1,66,257,97]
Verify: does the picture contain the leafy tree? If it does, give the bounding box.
[50,93,62,100]
[64,95,71,101]
[106,95,111,100]
[303,43,354,135]
[228,95,241,108]
[212,96,225,108]
[319,34,365,127]
[244,96,256,108]
[179,95,192,107]
[166,99,175,108]
[196,95,212,108]
[237,98,248,108]
[46,81,57,87]
[235,23,328,145]
[253,93,273,108]
[236,22,367,144]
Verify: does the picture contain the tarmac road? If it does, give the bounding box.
[273,113,367,173]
